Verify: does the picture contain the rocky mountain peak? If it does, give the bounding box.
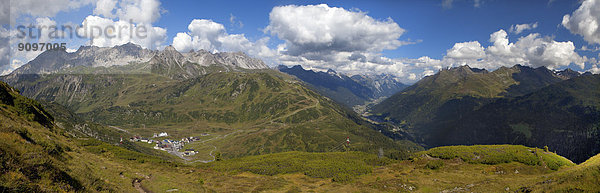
[163,45,178,52]
[119,42,140,48]
[7,43,268,77]
[214,52,268,69]
[152,51,182,62]
[556,68,581,79]
[451,65,475,74]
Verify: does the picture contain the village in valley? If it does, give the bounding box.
[129,132,211,157]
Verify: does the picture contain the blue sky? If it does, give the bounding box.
[3,0,600,82]
[151,0,588,58]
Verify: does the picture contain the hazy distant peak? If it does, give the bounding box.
[278,64,407,108]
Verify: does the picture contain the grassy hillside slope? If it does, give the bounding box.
[533,153,600,192]
[439,74,600,163]
[416,145,574,170]
[4,71,420,159]
[370,65,598,163]
[1,93,596,193]
[372,65,565,129]
[0,81,127,192]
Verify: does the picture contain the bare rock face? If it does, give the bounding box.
[8,43,268,78]
[180,50,268,69]
[11,49,71,75]
[12,43,156,75]
[147,46,268,79]
[75,42,157,68]
[350,73,407,99]
[149,46,186,70]
[214,52,268,69]
[183,49,220,67]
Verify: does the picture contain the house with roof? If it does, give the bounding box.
[183,149,197,156]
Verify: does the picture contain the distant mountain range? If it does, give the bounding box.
[277,65,407,110]
[10,42,268,79]
[371,64,599,163]
[1,43,419,159]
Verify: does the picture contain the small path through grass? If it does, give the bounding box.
[108,125,129,133]
[132,179,147,193]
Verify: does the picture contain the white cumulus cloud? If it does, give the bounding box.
[1,0,94,73]
[1,17,71,75]
[510,22,538,34]
[1,0,167,76]
[0,28,11,75]
[261,4,423,82]
[92,0,161,23]
[589,64,600,74]
[77,0,167,49]
[5,0,94,25]
[562,0,600,45]
[266,4,405,57]
[446,41,485,59]
[77,15,166,49]
[115,0,162,24]
[172,19,275,61]
[94,0,118,18]
[442,29,586,70]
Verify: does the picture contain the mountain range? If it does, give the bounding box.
[2,43,419,160]
[371,64,599,163]
[10,43,267,79]
[277,65,407,111]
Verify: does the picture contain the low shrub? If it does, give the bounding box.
[209,151,383,182]
[417,145,574,170]
[425,160,444,170]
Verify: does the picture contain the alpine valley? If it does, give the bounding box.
[2,43,599,192]
[277,65,408,112]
